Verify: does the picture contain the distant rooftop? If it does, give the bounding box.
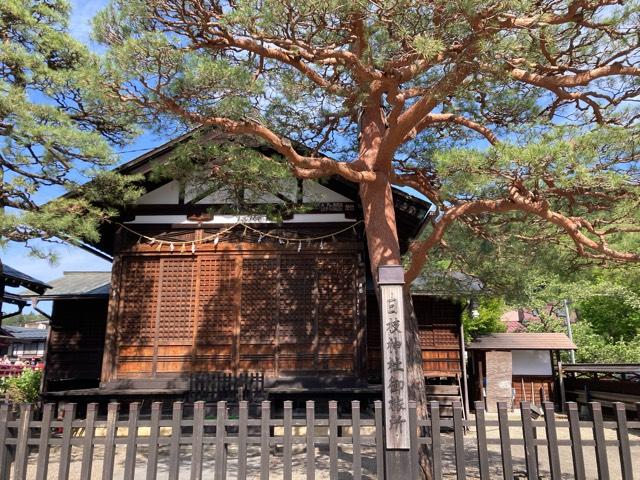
[1,263,50,295]
[411,271,483,296]
[2,325,47,341]
[22,271,111,300]
[467,333,577,351]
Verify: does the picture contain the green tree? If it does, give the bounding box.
[0,0,141,254]
[524,313,640,363]
[1,312,45,327]
[462,297,506,342]
[92,3,640,473]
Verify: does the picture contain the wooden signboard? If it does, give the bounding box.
[379,266,410,450]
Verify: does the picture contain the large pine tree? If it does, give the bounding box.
[92,1,639,475]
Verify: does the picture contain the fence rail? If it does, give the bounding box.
[0,399,639,479]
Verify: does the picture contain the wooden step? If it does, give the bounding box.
[426,385,460,395]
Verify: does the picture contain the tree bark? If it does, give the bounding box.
[358,154,432,479]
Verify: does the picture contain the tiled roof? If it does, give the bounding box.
[1,264,50,294]
[2,326,47,341]
[467,333,577,350]
[21,271,110,299]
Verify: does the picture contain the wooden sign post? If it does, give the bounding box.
[378,265,412,478]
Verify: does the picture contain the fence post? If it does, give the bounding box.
[590,402,610,480]
[452,402,465,480]
[497,402,513,480]
[566,402,586,480]
[238,401,249,480]
[283,400,293,480]
[35,403,53,480]
[79,403,97,480]
[146,402,162,480]
[191,401,205,480]
[329,400,338,480]
[0,404,12,480]
[408,401,418,480]
[474,401,489,480]
[101,402,119,480]
[169,402,183,480]
[558,361,566,412]
[13,403,32,480]
[352,400,362,480]
[428,401,441,480]
[374,400,384,480]
[306,400,315,480]
[543,401,562,479]
[614,402,633,480]
[124,402,140,480]
[260,400,270,480]
[214,401,227,480]
[520,401,539,480]
[58,403,77,480]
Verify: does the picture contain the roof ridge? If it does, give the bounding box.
[61,271,111,274]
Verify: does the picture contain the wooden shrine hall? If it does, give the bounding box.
[25,131,467,405]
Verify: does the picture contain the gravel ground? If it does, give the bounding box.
[17,411,640,479]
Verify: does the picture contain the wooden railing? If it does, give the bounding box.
[0,399,639,479]
[0,365,25,378]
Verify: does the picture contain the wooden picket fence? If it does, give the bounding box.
[0,399,638,479]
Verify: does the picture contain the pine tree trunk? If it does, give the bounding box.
[358,171,432,480]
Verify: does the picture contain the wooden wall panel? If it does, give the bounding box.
[118,258,159,345]
[317,257,356,344]
[512,375,554,406]
[157,258,196,345]
[111,243,362,380]
[279,257,315,344]
[45,299,108,391]
[195,257,237,346]
[366,294,462,378]
[193,257,237,373]
[239,258,278,373]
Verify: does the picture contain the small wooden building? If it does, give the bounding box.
[467,333,577,411]
[32,132,467,405]
[0,263,50,357]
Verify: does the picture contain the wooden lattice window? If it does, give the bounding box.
[239,258,279,372]
[279,256,315,343]
[118,257,159,345]
[157,258,196,345]
[317,256,356,344]
[196,257,237,345]
[240,258,278,344]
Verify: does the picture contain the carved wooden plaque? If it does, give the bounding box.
[380,284,410,449]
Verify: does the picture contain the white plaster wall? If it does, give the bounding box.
[512,350,552,376]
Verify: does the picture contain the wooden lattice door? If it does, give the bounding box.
[316,256,358,372]
[278,256,317,373]
[116,257,160,377]
[155,257,196,374]
[193,256,238,372]
[239,257,279,374]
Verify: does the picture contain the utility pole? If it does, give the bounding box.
[563,299,576,364]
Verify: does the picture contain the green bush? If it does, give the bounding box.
[0,368,42,404]
[462,297,507,342]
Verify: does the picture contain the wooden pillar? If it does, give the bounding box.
[459,321,470,417]
[558,361,566,412]
[378,265,411,479]
[0,276,5,328]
